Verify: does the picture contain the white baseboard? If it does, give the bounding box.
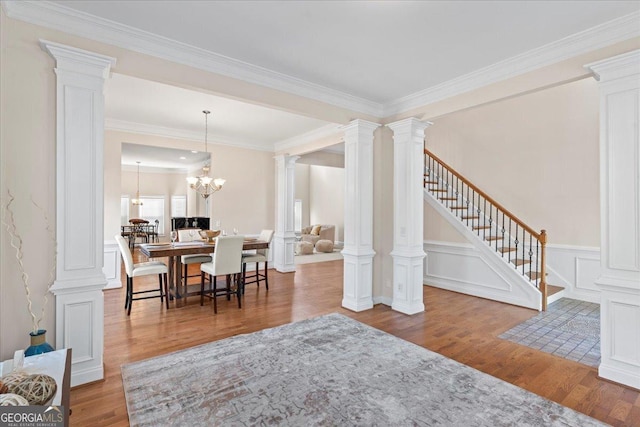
[373,296,392,306]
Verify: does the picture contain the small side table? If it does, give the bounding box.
[0,348,72,426]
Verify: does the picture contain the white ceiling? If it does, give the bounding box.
[8,1,638,165]
[121,142,210,171]
[54,0,640,103]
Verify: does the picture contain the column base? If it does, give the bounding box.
[342,251,375,312]
[273,234,296,273]
[391,251,426,315]
[51,278,106,386]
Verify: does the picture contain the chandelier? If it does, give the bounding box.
[132,161,143,206]
[186,110,225,199]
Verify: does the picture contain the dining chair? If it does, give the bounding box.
[177,228,212,287]
[200,235,245,313]
[242,229,274,292]
[115,235,168,316]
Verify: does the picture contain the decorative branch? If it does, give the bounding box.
[2,190,57,333]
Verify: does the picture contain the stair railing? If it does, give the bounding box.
[424,147,548,310]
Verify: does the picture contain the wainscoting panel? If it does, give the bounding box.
[545,245,601,303]
[423,241,540,310]
[103,240,122,289]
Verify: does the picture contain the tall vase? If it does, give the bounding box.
[25,329,54,357]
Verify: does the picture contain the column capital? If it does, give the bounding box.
[585,49,640,82]
[273,154,300,167]
[40,39,116,78]
[386,117,433,141]
[340,119,381,135]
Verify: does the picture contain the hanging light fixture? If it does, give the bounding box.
[132,161,143,206]
[186,110,226,199]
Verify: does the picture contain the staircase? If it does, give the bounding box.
[423,147,563,311]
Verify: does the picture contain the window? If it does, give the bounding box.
[139,197,165,235]
[171,195,186,217]
[120,196,130,226]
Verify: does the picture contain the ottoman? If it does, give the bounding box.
[315,239,334,253]
[295,240,314,255]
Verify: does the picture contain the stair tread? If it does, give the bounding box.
[461,216,479,220]
[430,188,448,192]
[512,258,531,266]
[450,206,468,210]
[485,236,502,241]
[498,247,517,253]
[473,225,492,230]
[526,271,549,280]
[424,180,438,184]
[440,197,457,201]
[547,284,564,296]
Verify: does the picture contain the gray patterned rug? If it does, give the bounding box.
[121,313,604,426]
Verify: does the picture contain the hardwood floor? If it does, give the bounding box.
[70,256,640,426]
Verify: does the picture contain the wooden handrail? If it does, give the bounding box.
[424,148,542,239]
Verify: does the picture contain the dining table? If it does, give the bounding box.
[139,238,269,306]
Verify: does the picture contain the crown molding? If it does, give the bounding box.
[273,123,343,153]
[4,1,638,119]
[2,0,384,118]
[383,11,640,116]
[105,118,274,152]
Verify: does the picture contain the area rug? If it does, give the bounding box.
[121,313,604,426]
[294,249,343,265]
[499,298,600,367]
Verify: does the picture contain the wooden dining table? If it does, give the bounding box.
[139,238,269,305]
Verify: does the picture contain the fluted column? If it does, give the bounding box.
[273,154,299,273]
[586,49,640,390]
[387,118,432,315]
[341,120,380,312]
[42,40,115,386]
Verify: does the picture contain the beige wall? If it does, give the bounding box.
[0,10,58,359]
[298,151,345,168]
[309,166,345,242]
[295,164,311,229]
[424,78,600,247]
[105,130,276,239]
[295,164,345,242]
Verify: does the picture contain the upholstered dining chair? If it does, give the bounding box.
[115,235,168,316]
[177,228,212,287]
[242,229,274,292]
[200,235,245,313]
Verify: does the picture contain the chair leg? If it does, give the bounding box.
[200,271,205,306]
[213,276,218,314]
[237,273,242,309]
[124,276,130,309]
[255,262,260,287]
[184,264,188,287]
[242,263,247,295]
[158,274,164,303]
[164,273,169,309]
[226,275,231,300]
[127,277,133,316]
[264,261,269,290]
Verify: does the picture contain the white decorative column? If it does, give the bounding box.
[387,118,432,315]
[273,155,299,273]
[586,50,640,390]
[42,41,115,386]
[341,120,380,311]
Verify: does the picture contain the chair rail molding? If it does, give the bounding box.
[387,118,432,315]
[273,154,299,273]
[341,119,380,312]
[586,49,640,390]
[42,40,115,386]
